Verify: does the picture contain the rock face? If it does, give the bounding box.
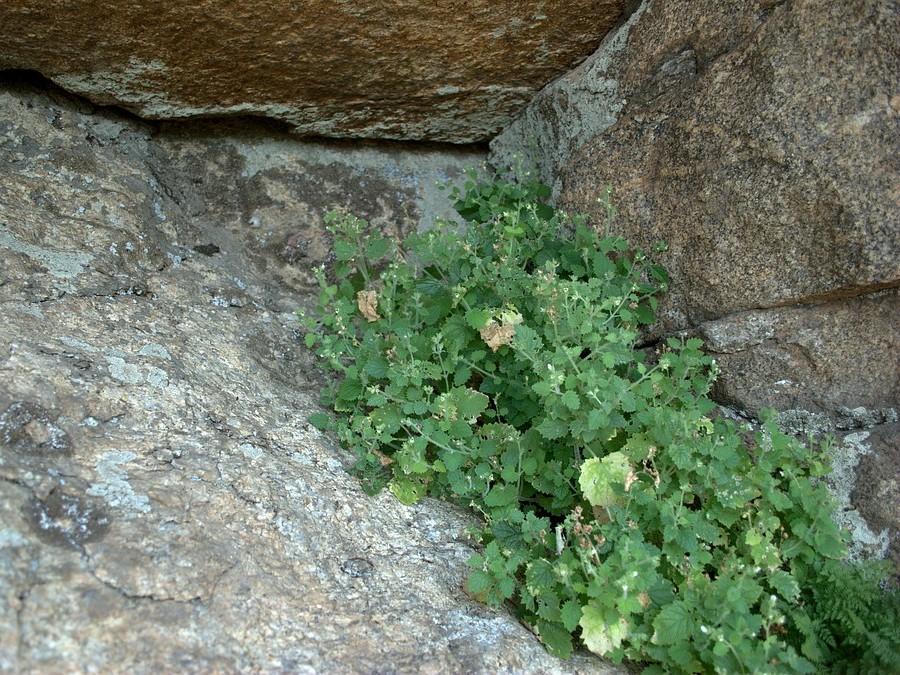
[0,75,622,673]
[852,423,900,573]
[490,0,899,418]
[0,0,625,143]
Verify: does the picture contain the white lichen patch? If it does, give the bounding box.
[102,347,170,388]
[87,450,151,514]
[239,443,264,460]
[137,342,171,360]
[0,223,93,279]
[0,529,27,548]
[827,431,890,562]
[144,365,169,389]
[103,354,143,384]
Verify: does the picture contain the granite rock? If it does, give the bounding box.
[0,75,621,673]
[852,423,900,574]
[0,0,624,143]
[491,0,899,419]
[699,291,899,417]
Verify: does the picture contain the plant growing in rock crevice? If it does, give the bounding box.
[300,170,899,672]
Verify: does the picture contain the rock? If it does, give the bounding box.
[0,1,625,143]
[762,411,899,570]
[0,75,621,673]
[700,291,899,417]
[852,424,900,574]
[491,0,899,415]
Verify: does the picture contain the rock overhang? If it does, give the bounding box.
[0,0,626,143]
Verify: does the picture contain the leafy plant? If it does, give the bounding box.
[300,169,899,672]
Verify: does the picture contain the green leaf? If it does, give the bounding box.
[562,390,581,411]
[465,308,492,329]
[455,387,490,418]
[364,234,390,260]
[363,356,390,378]
[468,570,492,594]
[579,453,630,508]
[442,315,471,354]
[307,412,331,430]
[491,520,524,550]
[532,380,552,397]
[370,405,402,434]
[537,621,574,658]
[587,409,609,431]
[561,600,582,632]
[768,569,800,602]
[336,377,363,403]
[396,441,430,474]
[485,484,518,508]
[652,602,693,645]
[389,476,427,505]
[333,239,357,261]
[536,417,568,440]
[526,559,556,592]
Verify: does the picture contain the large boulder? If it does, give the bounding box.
[0,75,622,673]
[490,0,899,419]
[0,0,625,143]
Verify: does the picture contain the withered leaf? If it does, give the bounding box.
[357,290,381,322]
[479,320,515,352]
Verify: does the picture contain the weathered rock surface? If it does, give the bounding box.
[0,75,621,673]
[491,0,899,421]
[700,291,899,417]
[0,0,625,143]
[852,423,900,573]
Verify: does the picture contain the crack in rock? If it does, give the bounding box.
[86,565,203,606]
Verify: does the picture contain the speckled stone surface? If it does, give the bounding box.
[0,0,624,143]
[699,291,899,417]
[492,0,899,421]
[852,424,900,573]
[0,76,622,674]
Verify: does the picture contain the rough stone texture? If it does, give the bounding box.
[699,291,900,417]
[769,410,898,567]
[491,0,899,420]
[0,0,624,143]
[0,76,622,673]
[852,423,900,574]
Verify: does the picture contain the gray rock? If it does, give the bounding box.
[700,291,900,417]
[852,424,900,574]
[0,75,621,673]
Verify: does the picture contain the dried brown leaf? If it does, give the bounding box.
[479,320,515,352]
[357,290,380,322]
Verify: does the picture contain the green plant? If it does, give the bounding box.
[300,170,899,672]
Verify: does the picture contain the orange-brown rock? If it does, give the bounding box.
[0,0,624,143]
